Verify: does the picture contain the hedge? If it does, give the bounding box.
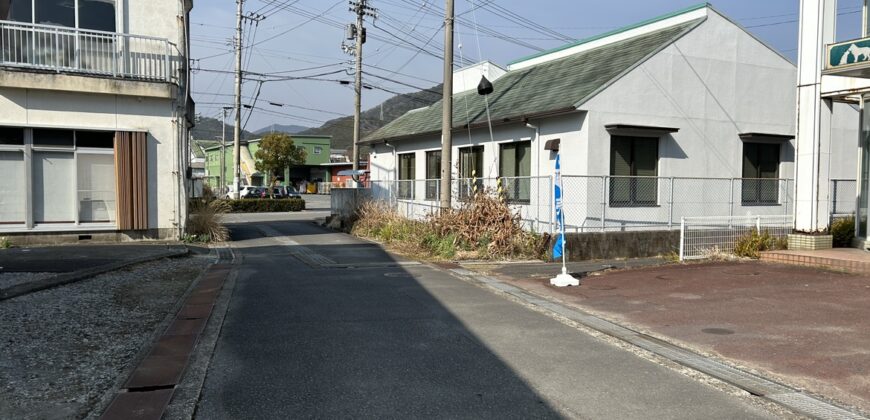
[224,198,306,213]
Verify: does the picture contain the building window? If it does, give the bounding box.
[0,151,26,224]
[742,143,780,205]
[398,152,415,199]
[459,146,484,199]
[0,127,118,228]
[3,0,117,32]
[499,141,531,203]
[314,146,322,154]
[610,136,658,207]
[425,150,440,201]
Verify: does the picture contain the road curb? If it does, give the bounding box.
[446,268,870,420]
[0,246,190,301]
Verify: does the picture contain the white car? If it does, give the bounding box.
[225,186,261,199]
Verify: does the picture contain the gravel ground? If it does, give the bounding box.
[0,272,56,290]
[0,256,209,420]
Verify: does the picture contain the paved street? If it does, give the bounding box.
[194,205,778,419]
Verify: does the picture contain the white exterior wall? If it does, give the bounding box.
[0,1,189,238]
[368,8,859,232]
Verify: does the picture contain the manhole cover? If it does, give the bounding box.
[702,328,735,335]
[384,272,411,278]
[586,285,617,291]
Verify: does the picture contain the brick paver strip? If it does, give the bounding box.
[176,303,214,319]
[100,262,231,419]
[100,388,174,420]
[124,355,189,389]
[148,334,199,357]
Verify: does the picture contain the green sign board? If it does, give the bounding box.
[828,37,870,69]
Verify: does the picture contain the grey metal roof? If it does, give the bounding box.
[363,18,703,144]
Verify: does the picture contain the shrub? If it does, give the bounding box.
[224,198,305,213]
[0,236,11,249]
[734,230,785,259]
[187,199,230,242]
[831,216,855,248]
[352,192,547,261]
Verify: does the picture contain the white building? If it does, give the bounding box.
[363,4,858,233]
[0,0,194,240]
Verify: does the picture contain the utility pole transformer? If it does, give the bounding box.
[349,0,376,187]
[232,0,244,199]
[439,0,454,210]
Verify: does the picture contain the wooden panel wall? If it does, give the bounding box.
[114,132,148,230]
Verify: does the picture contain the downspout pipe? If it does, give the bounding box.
[385,141,397,202]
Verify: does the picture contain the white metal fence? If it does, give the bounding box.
[0,20,175,82]
[679,215,794,261]
[831,179,857,218]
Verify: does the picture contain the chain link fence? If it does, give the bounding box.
[368,176,854,234]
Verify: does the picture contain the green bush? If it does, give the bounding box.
[224,198,305,213]
[734,230,786,259]
[831,216,856,248]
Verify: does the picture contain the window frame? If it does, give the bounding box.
[741,142,781,205]
[498,140,531,204]
[424,150,440,201]
[397,152,415,200]
[458,145,484,199]
[609,135,659,208]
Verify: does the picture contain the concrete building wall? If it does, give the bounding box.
[0,87,181,233]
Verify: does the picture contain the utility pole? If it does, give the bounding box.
[348,0,376,187]
[220,107,231,196]
[232,0,244,199]
[439,0,454,210]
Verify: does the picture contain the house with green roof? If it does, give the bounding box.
[363,3,858,231]
[199,135,331,192]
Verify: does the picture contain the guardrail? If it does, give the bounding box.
[0,20,175,82]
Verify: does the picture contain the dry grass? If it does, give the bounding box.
[352,191,548,261]
[187,186,230,242]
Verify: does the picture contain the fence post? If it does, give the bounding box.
[679,217,686,261]
[668,177,675,229]
[549,176,555,235]
[729,178,735,219]
[601,176,607,233]
[756,216,761,234]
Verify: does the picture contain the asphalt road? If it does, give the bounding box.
[196,208,777,419]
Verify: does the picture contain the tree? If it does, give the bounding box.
[254,133,307,197]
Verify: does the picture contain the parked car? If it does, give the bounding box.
[225,186,262,199]
[271,186,301,199]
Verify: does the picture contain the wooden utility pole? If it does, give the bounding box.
[350,0,375,187]
[439,0,454,210]
[232,0,244,199]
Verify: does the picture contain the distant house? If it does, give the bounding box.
[363,4,858,231]
[0,0,195,240]
[200,135,332,190]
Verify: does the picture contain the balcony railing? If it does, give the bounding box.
[0,20,174,83]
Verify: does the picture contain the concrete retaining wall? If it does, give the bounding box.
[559,230,680,261]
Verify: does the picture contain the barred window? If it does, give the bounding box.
[610,136,658,207]
[425,150,440,201]
[742,143,780,205]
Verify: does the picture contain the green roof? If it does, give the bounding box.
[363,18,703,144]
[192,139,220,158]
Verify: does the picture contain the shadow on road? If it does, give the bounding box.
[198,221,563,418]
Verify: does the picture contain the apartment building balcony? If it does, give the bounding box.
[0,20,179,98]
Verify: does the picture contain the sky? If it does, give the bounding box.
[190,0,865,134]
